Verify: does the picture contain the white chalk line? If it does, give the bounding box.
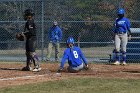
[0,67,54,81]
[0,73,52,81]
[0,69,54,81]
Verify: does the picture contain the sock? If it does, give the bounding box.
[115,51,119,61]
[122,52,126,62]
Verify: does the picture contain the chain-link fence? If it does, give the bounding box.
[0,0,140,63]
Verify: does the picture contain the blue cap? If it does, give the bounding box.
[118,8,125,14]
[66,37,74,44]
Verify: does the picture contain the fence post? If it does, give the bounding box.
[78,32,81,47]
[41,0,44,61]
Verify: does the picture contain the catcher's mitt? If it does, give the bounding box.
[16,33,25,41]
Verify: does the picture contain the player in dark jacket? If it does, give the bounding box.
[22,9,41,71]
[57,36,88,73]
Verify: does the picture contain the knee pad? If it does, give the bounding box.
[26,52,30,56]
[26,52,35,58]
[29,52,36,58]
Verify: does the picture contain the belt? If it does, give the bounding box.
[116,32,126,34]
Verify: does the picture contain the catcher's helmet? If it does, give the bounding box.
[66,36,74,44]
[118,8,125,14]
[24,9,34,16]
[24,9,34,20]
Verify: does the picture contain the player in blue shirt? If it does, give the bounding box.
[46,21,62,62]
[113,8,131,65]
[57,36,88,73]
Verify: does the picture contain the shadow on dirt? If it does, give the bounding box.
[0,68,21,71]
[123,70,140,73]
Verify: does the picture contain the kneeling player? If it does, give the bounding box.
[57,36,88,73]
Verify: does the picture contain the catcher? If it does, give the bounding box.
[16,9,41,71]
[57,36,88,73]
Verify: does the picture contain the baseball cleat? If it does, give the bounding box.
[122,61,127,65]
[32,67,41,72]
[38,67,42,71]
[113,61,120,65]
[22,66,32,71]
[32,68,39,72]
[29,67,33,71]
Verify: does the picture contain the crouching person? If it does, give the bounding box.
[57,36,88,73]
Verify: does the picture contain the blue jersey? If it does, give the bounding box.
[60,46,87,69]
[48,26,62,42]
[114,17,130,33]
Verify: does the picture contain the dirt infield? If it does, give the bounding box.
[0,62,140,88]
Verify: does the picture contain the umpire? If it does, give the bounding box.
[22,9,41,71]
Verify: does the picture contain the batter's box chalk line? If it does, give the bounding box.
[0,69,52,81]
[0,74,51,81]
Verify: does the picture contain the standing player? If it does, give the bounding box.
[113,8,131,65]
[22,9,41,71]
[57,36,88,73]
[46,21,62,62]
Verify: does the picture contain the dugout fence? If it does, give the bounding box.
[0,0,140,63]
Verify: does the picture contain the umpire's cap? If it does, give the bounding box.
[67,36,74,44]
[118,8,125,14]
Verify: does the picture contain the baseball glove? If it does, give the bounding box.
[15,33,25,41]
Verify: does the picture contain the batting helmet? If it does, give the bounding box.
[118,8,125,14]
[66,36,74,44]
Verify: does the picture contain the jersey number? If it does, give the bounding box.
[73,51,78,58]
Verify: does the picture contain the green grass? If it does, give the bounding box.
[0,78,140,93]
